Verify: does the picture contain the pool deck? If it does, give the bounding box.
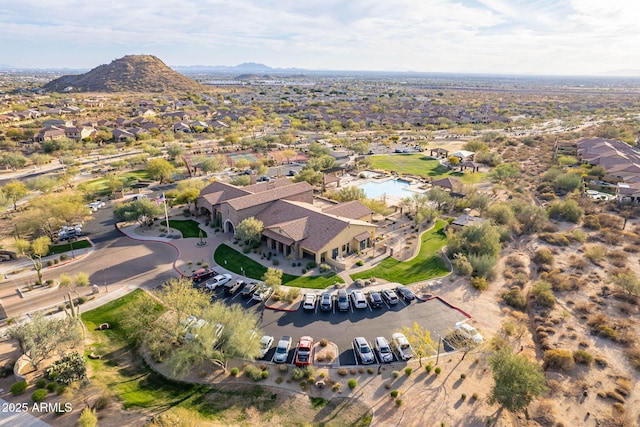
[340,174,427,204]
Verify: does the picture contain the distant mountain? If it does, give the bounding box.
[174,62,306,74]
[43,55,203,93]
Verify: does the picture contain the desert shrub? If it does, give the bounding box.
[538,232,570,246]
[599,231,623,246]
[78,407,98,427]
[278,364,288,374]
[31,389,48,402]
[392,370,400,378]
[230,367,239,376]
[533,248,554,266]
[543,349,575,371]
[503,286,527,310]
[261,370,269,379]
[244,365,264,381]
[584,245,607,264]
[47,382,57,392]
[467,254,497,280]
[10,381,27,396]
[93,393,110,410]
[390,389,399,398]
[471,276,489,291]
[46,352,86,385]
[36,378,47,389]
[347,379,357,390]
[597,213,622,229]
[540,271,574,292]
[319,338,328,347]
[625,347,640,371]
[337,367,348,376]
[404,367,413,376]
[425,364,433,373]
[616,378,632,396]
[570,228,587,243]
[332,383,341,392]
[434,367,442,375]
[582,215,601,230]
[452,253,473,276]
[547,200,584,223]
[573,350,594,365]
[530,280,556,309]
[460,373,467,380]
[395,398,403,406]
[587,314,619,341]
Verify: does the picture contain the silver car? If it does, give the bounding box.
[353,337,375,364]
[337,289,349,311]
[374,336,394,363]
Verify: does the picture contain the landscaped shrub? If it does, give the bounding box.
[355,260,364,267]
[261,370,269,379]
[293,368,307,380]
[78,296,88,304]
[272,259,280,265]
[36,378,47,389]
[10,381,27,396]
[347,379,357,390]
[46,351,86,385]
[337,367,348,376]
[319,263,331,273]
[390,390,399,398]
[244,364,264,381]
[47,382,57,392]
[306,262,316,269]
[471,276,489,291]
[425,364,432,373]
[392,370,400,378]
[230,367,239,376]
[319,338,328,347]
[434,367,441,375]
[543,349,575,371]
[395,398,403,407]
[573,350,594,365]
[32,389,48,403]
[404,367,413,376]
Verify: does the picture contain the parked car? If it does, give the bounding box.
[274,336,292,363]
[368,291,383,308]
[368,149,375,155]
[395,285,416,302]
[205,274,232,290]
[258,175,271,182]
[295,336,314,366]
[57,224,82,241]
[225,280,244,295]
[394,148,402,153]
[288,169,298,176]
[350,290,367,309]
[303,293,317,311]
[391,332,413,360]
[402,148,411,153]
[240,282,258,297]
[336,289,349,311]
[319,291,333,311]
[374,336,394,363]
[353,337,375,364]
[89,201,106,211]
[455,322,484,344]
[190,268,217,283]
[381,289,399,305]
[259,335,274,359]
[252,283,272,301]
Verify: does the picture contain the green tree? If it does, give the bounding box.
[27,176,58,194]
[166,143,185,160]
[0,152,28,170]
[611,271,640,297]
[145,158,175,184]
[3,180,29,210]
[21,193,88,239]
[489,163,520,184]
[293,167,323,186]
[7,312,82,369]
[488,348,547,413]
[262,267,283,290]
[196,155,226,174]
[235,217,264,245]
[113,198,164,226]
[14,236,51,285]
[230,175,251,186]
[307,142,331,157]
[427,187,453,211]
[171,179,205,212]
[547,199,583,223]
[400,322,434,366]
[336,186,366,202]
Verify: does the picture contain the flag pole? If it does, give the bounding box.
[162,192,170,235]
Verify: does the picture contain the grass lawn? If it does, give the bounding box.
[48,238,92,256]
[161,219,207,238]
[370,154,485,183]
[84,169,152,194]
[350,219,450,284]
[214,244,343,289]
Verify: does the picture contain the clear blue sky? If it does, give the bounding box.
[1,0,639,76]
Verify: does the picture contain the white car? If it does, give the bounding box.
[303,294,317,311]
[391,332,413,360]
[182,316,207,341]
[205,274,232,290]
[353,337,375,364]
[350,290,367,309]
[259,335,274,358]
[455,322,484,344]
[374,336,394,363]
[89,201,106,211]
[252,283,272,301]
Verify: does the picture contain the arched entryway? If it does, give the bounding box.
[224,220,235,234]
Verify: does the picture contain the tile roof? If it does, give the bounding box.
[199,181,251,205]
[322,200,373,219]
[225,181,312,211]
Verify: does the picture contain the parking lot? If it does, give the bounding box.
[204,284,470,367]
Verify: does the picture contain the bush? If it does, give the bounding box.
[533,248,554,266]
[434,367,441,375]
[261,370,269,379]
[404,367,413,376]
[78,296,88,304]
[36,378,47,389]
[395,398,403,407]
[306,262,316,269]
[31,389,48,403]
[538,232,570,246]
[530,280,555,309]
[503,286,527,310]
[460,373,467,380]
[543,349,575,371]
[355,260,364,267]
[47,351,86,384]
[10,381,27,396]
[337,367,348,376]
[47,382,58,392]
[230,367,239,376]
[584,245,607,264]
[319,263,331,273]
[425,364,432,373]
[319,338,328,347]
[390,390,399,398]
[293,368,307,380]
[347,379,357,390]
[573,350,594,365]
[78,407,98,427]
[471,276,489,291]
[392,370,400,378]
[244,364,264,381]
[93,393,110,410]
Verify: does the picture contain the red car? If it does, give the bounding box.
[295,336,314,366]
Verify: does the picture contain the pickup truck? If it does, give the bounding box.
[295,336,314,366]
[273,336,292,363]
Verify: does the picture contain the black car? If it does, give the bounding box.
[225,280,244,295]
[394,148,402,153]
[368,291,383,308]
[396,285,416,302]
[191,268,217,283]
[240,282,258,297]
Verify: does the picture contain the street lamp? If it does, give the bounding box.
[102,268,108,292]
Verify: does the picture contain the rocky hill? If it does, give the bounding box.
[43,55,203,93]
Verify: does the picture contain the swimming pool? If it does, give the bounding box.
[357,179,415,199]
